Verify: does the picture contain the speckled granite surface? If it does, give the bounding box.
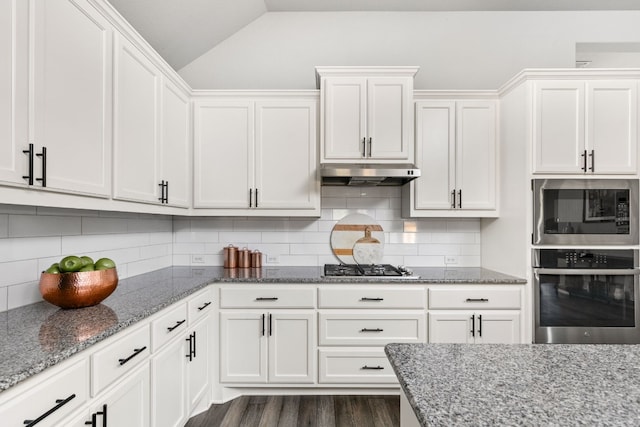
[0,266,524,394]
[385,343,640,426]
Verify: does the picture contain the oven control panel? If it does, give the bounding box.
[536,249,636,269]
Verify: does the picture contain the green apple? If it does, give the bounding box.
[45,263,61,274]
[80,256,94,267]
[94,258,116,270]
[59,256,84,273]
[79,264,95,272]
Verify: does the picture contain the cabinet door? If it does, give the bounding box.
[219,311,267,383]
[456,101,496,210]
[95,364,150,427]
[160,78,191,207]
[413,101,455,210]
[151,336,187,427]
[322,77,367,160]
[193,101,254,208]
[0,0,28,186]
[268,312,315,383]
[367,77,413,160]
[474,311,520,344]
[428,312,474,344]
[113,35,160,204]
[187,318,210,411]
[255,100,319,211]
[31,0,112,196]
[586,80,638,174]
[533,81,585,173]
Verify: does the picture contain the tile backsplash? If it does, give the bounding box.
[174,187,481,268]
[0,187,480,311]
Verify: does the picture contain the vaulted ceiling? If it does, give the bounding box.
[107,0,640,70]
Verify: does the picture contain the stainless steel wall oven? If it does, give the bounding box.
[533,249,640,344]
[533,179,638,246]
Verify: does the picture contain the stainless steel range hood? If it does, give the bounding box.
[320,163,420,186]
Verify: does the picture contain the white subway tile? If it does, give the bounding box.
[446,219,481,232]
[191,218,234,231]
[98,210,141,219]
[140,244,171,259]
[0,286,7,312]
[173,254,191,265]
[277,255,318,266]
[173,243,206,255]
[418,244,462,256]
[81,217,127,235]
[403,219,447,233]
[384,244,418,256]
[149,232,173,245]
[377,220,404,233]
[90,247,141,266]
[7,281,41,310]
[460,245,481,256]
[290,243,333,256]
[432,233,477,244]
[375,209,401,221]
[62,233,150,254]
[190,254,219,266]
[127,218,172,233]
[321,198,346,208]
[262,232,294,244]
[126,255,172,277]
[218,231,262,245]
[320,209,334,220]
[0,204,37,215]
[387,233,418,244]
[174,230,219,243]
[37,206,100,217]
[321,187,350,197]
[0,237,61,262]
[457,256,482,267]
[389,198,402,209]
[332,209,376,220]
[300,232,331,244]
[9,215,81,238]
[318,221,337,232]
[403,255,446,267]
[346,198,389,209]
[234,219,287,231]
[382,255,405,266]
[250,243,290,256]
[0,215,7,238]
[0,260,39,287]
[319,254,340,265]
[288,219,319,232]
[172,219,191,232]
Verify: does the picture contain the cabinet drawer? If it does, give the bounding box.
[319,312,425,346]
[151,302,188,351]
[429,288,521,310]
[220,287,315,308]
[318,349,397,384]
[318,287,425,309]
[91,324,150,396]
[0,358,88,427]
[188,288,214,325]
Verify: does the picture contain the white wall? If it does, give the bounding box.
[178,11,640,90]
[173,186,481,268]
[0,205,173,312]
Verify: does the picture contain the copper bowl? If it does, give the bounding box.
[39,268,118,309]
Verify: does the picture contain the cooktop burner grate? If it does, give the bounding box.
[323,264,415,277]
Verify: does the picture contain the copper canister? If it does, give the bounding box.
[238,247,251,268]
[224,245,238,268]
[251,250,262,268]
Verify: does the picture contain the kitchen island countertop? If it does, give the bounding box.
[385,343,640,426]
[0,266,524,393]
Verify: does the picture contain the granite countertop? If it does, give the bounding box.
[0,266,524,394]
[385,343,640,426]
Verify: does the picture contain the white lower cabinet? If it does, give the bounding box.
[219,310,315,384]
[151,335,187,427]
[319,348,397,384]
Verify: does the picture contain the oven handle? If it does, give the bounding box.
[534,268,640,276]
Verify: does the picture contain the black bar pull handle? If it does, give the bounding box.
[255,188,258,208]
[35,146,46,187]
[478,314,482,337]
[158,180,165,202]
[465,298,489,302]
[23,393,76,426]
[451,189,456,208]
[589,149,595,172]
[23,143,34,185]
[458,189,462,209]
[361,137,366,157]
[581,149,587,172]
[165,181,169,203]
[470,315,475,338]
[97,404,107,427]
[269,313,273,336]
[197,301,212,311]
[167,319,186,332]
[262,313,265,336]
[362,365,384,370]
[249,188,253,207]
[118,346,146,366]
[186,333,194,361]
[84,414,96,426]
[193,331,197,358]
[368,137,372,157]
[256,297,278,301]
[360,297,383,301]
[360,328,384,332]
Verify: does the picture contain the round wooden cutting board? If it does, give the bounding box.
[330,213,384,265]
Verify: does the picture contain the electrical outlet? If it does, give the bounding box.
[191,255,205,264]
[444,256,458,265]
[266,255,279,264]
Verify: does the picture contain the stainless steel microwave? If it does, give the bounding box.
[533,179,639,245]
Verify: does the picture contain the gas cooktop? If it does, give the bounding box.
[323,264,419,279]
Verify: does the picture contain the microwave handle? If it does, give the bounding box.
[534,268,640,276]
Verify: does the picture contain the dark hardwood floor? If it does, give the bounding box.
[185,395,400,427]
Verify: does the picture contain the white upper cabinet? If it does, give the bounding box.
[533,80,637,174]
[0,0,28,186]
[405,99,497,217]
[30,0,113,196]
[317,67,417,163]
[113,35,190,207]
[193,96,319,216]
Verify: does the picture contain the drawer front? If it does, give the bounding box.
[151,302,188,351]
[188,288,214,325]
[219,287,315,308]
[318,287,425,309]
[429,288,521,310]
[319,312,425,346]
[318,349,397,384]
[0,358,88,427]
[91,324,151,396]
